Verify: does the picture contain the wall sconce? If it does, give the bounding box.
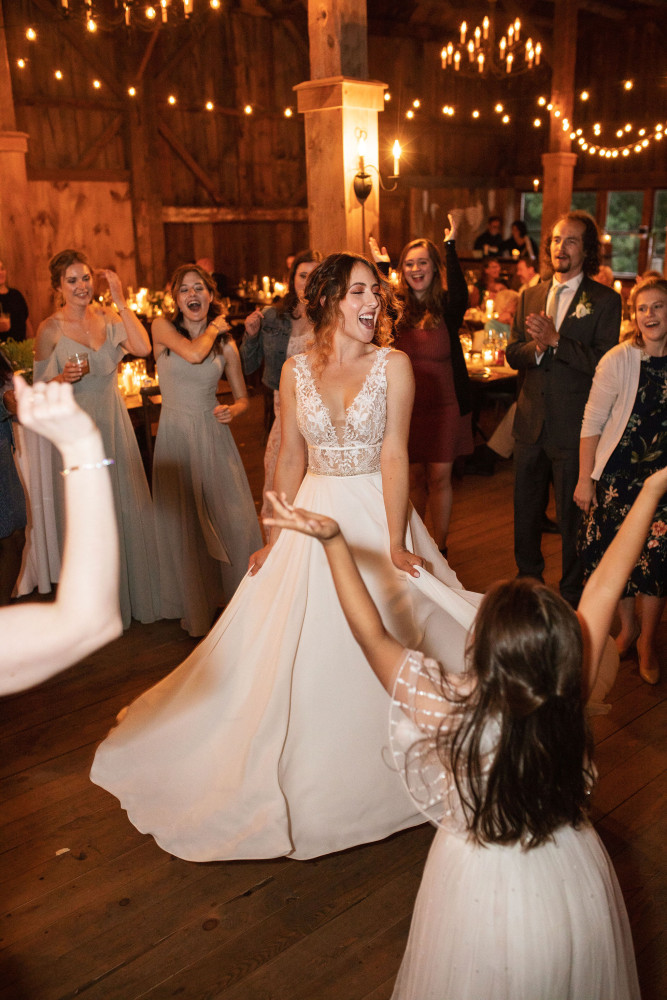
[353,131,401,205]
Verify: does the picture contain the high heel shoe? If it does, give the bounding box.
[615,623,640,660]
[638,649,660,686]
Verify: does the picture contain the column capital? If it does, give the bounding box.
[541,151,578,170]
[0,130,29,154]
[294,77,386,114]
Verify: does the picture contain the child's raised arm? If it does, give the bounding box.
[578,466,667,695]
[264,492,407,692]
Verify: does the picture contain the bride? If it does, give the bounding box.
[91,250,481,861]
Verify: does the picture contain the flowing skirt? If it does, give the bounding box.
[91,470,480,861]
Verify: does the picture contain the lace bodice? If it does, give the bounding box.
[293,348,390,477]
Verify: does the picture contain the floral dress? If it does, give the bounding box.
[581,353,667,596]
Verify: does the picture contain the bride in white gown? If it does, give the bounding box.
[91,251,481,861]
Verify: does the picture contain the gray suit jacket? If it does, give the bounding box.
[506,276,621,449]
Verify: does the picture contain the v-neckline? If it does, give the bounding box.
[59,316,106,353]
[304,349,383,440]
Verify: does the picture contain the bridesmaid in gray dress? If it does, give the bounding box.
[35,249,160,629]
[151,264,261,637]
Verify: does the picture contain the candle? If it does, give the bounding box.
[467,39,474,61]
[454,51,461,71]
[392,139,401,177]
[514,18,521,41]
[614,280,622,294]
[460,21,467,44]
[506,52,513,73]
[535,42,541,64]
[262,276,270,295]
[474,26,481,48]
[499,36,506,58]
[441,47,447,69]
[483,16,489,39]
[478,53,484,73]
[486,298,494,318]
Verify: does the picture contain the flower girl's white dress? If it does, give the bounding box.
[388,650,640,1000]
[91,348,481,860]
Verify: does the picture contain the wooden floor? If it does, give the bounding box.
[1,393,665,1000]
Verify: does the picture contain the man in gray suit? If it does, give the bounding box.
[506,211,621,605]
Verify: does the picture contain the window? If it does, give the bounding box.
[605,191,643,276]
[648,190,667,273]
[570,192,597,215]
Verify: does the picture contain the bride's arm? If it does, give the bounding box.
[247,359,306,575]
[381,350,423,576]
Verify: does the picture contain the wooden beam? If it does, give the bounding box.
[135,28,161,83]
[15,96,125,112]
[162,206,309,224]
[29,0,125,101]
[77,115,124,170]
[27,168,131,182]
[157,119,223,205]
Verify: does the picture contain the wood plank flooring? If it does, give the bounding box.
[1,392,664,999]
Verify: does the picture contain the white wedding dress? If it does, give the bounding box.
[91,348,481,861]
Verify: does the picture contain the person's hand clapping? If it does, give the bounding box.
[263,491,341,543]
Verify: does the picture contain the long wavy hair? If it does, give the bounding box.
[542,210,601,278]
[629,276,667,347]
[438,578,594,849]
[396,238,446,330]
[304,254,397,372]
[167,263,228,354]
[274,249,322,319]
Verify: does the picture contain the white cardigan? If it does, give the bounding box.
[580,339,643,481]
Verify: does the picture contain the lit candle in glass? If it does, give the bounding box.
[614,280,622,294]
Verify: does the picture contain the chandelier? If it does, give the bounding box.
[440,0,542,78]
[56,1,221,32]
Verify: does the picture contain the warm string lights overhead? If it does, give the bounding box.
[532,83,666,159]
[440,6,542,78]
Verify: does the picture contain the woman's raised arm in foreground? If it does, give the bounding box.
[577,466,667,696]
[1,378,122,694]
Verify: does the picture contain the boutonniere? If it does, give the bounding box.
[569,291,593,319]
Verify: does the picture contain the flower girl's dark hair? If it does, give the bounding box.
[443,578,594,849]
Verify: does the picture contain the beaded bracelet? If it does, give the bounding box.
[60,458,115,478]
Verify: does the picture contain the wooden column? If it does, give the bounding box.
[0,8,35,318]
[128,80,166,289]
[541,0,578,235]
[296,0,385,254]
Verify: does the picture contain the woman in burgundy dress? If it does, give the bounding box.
[386,215,472,555]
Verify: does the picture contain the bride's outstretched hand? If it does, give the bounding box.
[390,545,423,578]
[263,491,340,543]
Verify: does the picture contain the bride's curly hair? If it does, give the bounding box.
[304,253,399,373]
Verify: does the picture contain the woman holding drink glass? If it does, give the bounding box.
[35,249,160,628]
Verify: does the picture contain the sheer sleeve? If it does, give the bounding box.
[389,649,469,831]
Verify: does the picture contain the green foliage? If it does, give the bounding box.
[0,338,35,384]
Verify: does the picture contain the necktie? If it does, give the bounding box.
[547,283,565,331]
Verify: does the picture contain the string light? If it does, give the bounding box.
[283,107,293,117]
[17,58,26,69]
[205,100,214,111]
[55,69,63,80]
[412,99,421,108]
[384,93,391,102]
[26,27,37,41]
[502,114,510,124]
[244,104,253,115]
[210,0,221,8]
[406,109,414,120]
[472,109,480,118]
[623,80,633,90]
[533,118,541,127]
[128,86,137,97]
[168,94,177,105]
[93,79,101,89]
[494,103,503,113]
[580,90,589,101]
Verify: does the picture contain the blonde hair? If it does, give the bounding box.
[629,276,667,347]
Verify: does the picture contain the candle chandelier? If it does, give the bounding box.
[440,0,542,78]
[56,1,221,33]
